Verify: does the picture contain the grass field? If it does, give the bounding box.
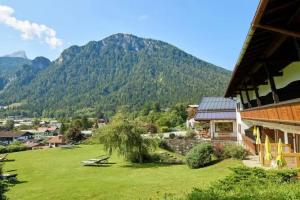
[3,145,241,200]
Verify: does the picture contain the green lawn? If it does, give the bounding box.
[3,145,241,200]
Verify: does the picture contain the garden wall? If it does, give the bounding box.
[165,139,237,155]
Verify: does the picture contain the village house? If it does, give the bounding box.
[35,126,59,139]
[48,135,66,148]
[225,0,300,168]
[194,97,237,141]
[0,131,34,145]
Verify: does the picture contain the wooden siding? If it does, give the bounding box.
[241,100,300,124]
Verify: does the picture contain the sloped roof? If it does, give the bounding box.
[195,111,236,120]
[48,135,65,144]
[198,97,236,111]
[225,0,300,97]
[195,97,236,121]
[0,131,33,138]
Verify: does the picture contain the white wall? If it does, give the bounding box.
[236,61,300,109]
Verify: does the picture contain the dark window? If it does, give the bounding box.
[215,122,233,133]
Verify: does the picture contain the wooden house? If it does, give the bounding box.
[0,131,34,145]
[225,0,300,168]
[194,97,237,141]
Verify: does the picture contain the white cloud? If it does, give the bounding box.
[0,5,63,48]
[138,14,149,21]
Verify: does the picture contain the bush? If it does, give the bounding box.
[169,133,176,139]
[158,140,173,152]
[222,144,247,160]
[0,146,6,154]
[6,144,27,153]
[187,166,300,200]
[128,150,166,163]
[213,144,224,159]
[160,126,172,133]
[186,130,196,139]
[145,123,158,134]
[185,142,213,168]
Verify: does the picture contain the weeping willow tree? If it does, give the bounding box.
[96,113,157,163]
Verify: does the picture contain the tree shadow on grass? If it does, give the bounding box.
[83,162,116,167]
[200,159,223,168]
[4,169,17,173]
[2,159,16,162]
[121,163,183,169]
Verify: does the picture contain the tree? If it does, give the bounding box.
[96,118,156,163]
[152,102,161,112]
[32,118,40,127]
[65,126,83,142]
[81,116,92,129]
[59,123,67,135]
[4,120,14,130]
[71,119,83,129]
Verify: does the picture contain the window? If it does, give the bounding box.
[215,122,233,133]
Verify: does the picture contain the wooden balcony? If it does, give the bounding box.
[258,143,300,168]
[240,98,300,124]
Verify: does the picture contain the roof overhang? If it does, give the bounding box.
[225,0,300,97]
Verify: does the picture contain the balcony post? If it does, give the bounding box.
[264,65,279,103]
[250,77,262,106]
[239,91,245,108]
[284,131,288,144]
[244,84,252,108]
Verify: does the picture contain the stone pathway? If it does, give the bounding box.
[243,155,271,169]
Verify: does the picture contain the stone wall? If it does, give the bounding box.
[165,138,237,155]
[165,139,203,155]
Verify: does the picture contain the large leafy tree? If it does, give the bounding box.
[96,114,156,163]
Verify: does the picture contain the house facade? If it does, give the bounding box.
[225,0,300,168]
[0,131,34,145]
[194,97,237,141]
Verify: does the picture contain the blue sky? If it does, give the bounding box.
[0,0,259,70]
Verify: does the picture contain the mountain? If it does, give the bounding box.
[0,33,231,117]
[4,51,28,59]
[0,55,31,91]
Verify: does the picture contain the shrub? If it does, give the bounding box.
[160,126,172,133]
[185,142,213,168]
[0,146,6,154]
[186,130,196,139]
[187,167,300,200]
[158,140,173,152]
[213,144,224,159]
[6,144,27,153]
[169,133,176,139]
[145,123,158,134]
[222,144,247,160]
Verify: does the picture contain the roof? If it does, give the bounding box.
[198,97,236,111]
[225,0,300,97]
[0,131,33,138]
[37,126,58,133]
[195,97,236,121]
[195,112,236,120]
[48,135,65,144]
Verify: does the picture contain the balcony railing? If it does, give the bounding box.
[258,143,300,168]
[240,98,300,123]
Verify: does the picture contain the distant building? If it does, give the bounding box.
[186,105,198,129]
[0,131,34,145]
[35,126,59,139]
[48,135,66,147]
[194,97,237,141]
